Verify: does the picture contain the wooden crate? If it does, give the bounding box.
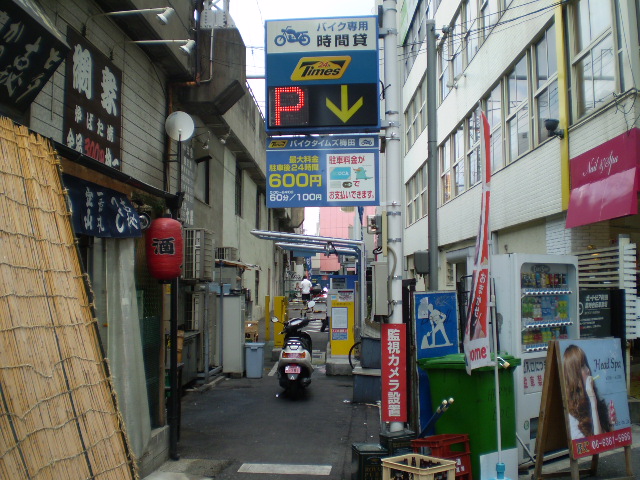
[382,454,456,480]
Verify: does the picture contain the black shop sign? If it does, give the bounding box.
[63,175,141,238]
[579,289,615,338]
[63,27,122,170]
[0,0,69,112]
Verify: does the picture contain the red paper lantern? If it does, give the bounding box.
[146,218,183,280]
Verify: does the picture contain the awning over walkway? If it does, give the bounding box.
[566,128,640,228]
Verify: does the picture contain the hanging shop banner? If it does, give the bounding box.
[463,112,493,373]
[266,134,379,208]
[415,291,459,358]
[63,174,142,238]
[0,0,69,112]
[557,339,632,458]
[265,16,379,134]
[566,128,640,228]
[63,27,122,170]
[382,323,407,423]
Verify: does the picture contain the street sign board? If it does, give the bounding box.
[265,16,380,135]
[266,134,379,208]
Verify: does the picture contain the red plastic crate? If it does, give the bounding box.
[411,434,471,480]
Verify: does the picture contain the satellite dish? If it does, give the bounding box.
[165,111,194,141]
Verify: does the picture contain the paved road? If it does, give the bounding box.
[146,328,640,480]
[147,329,381,480]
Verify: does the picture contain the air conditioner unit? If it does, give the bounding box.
[184,229,214,281]
[216,246,238,261]
[185,292,204,331]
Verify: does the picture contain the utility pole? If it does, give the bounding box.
[426,19,438,290]
[382,0,403,434]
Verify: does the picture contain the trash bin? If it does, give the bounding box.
[244,342,265,378]
[418,353,520,480]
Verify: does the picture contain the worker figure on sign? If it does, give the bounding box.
[418,298,453,348]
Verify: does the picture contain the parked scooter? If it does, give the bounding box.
[271,301,315,396]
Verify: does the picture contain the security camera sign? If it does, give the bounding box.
[266,134,379,208]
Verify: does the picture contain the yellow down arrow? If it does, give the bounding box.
[326,85,364,123]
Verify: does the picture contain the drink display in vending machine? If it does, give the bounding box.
[492,254,579,466]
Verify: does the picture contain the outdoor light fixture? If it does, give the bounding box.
[129,39,196,56]
[156,7,175,24]
[219,132,230,145]
[179,39,196,55]
[82,7,175,35]
[544,118,564,139]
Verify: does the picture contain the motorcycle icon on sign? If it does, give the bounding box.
[274,27,311,46]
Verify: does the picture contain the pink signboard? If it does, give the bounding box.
[566,129,640,228]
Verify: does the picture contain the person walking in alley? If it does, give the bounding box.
[299,275,312,303]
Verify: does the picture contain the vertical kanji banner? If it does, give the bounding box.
[382,323,407,422]
[463,112,493,373]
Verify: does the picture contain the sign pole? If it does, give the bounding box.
[382,0,404,434]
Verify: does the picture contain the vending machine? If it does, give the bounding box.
[491,253,579,465]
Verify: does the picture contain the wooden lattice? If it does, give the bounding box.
[0,118,136,479]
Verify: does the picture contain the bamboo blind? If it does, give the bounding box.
[0,118,136,479]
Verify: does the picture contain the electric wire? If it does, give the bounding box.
[235,0,564,74]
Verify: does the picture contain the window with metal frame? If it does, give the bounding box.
[404,76,427,153]
[467,105,482,186]
[453,123,465,196]
[486,83,504,172]
[405,163,428,226]
[571,0,617,118]
[534,23,559,146]
[440,137,452,204]
[506,54,530,162]
[439,32,451,103]
[465,0,479,66]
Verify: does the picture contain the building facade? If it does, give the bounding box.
[399,0,640,289]
[0,0,301,475]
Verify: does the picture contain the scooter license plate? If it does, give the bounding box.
[284,365,301,374]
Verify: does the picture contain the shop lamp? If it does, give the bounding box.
[82,7,175,35]
[129,39,196,56]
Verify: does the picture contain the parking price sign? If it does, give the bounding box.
[266,134,379,208]
[265,16,380,135]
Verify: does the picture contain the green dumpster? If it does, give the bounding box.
[418,353,521,480]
